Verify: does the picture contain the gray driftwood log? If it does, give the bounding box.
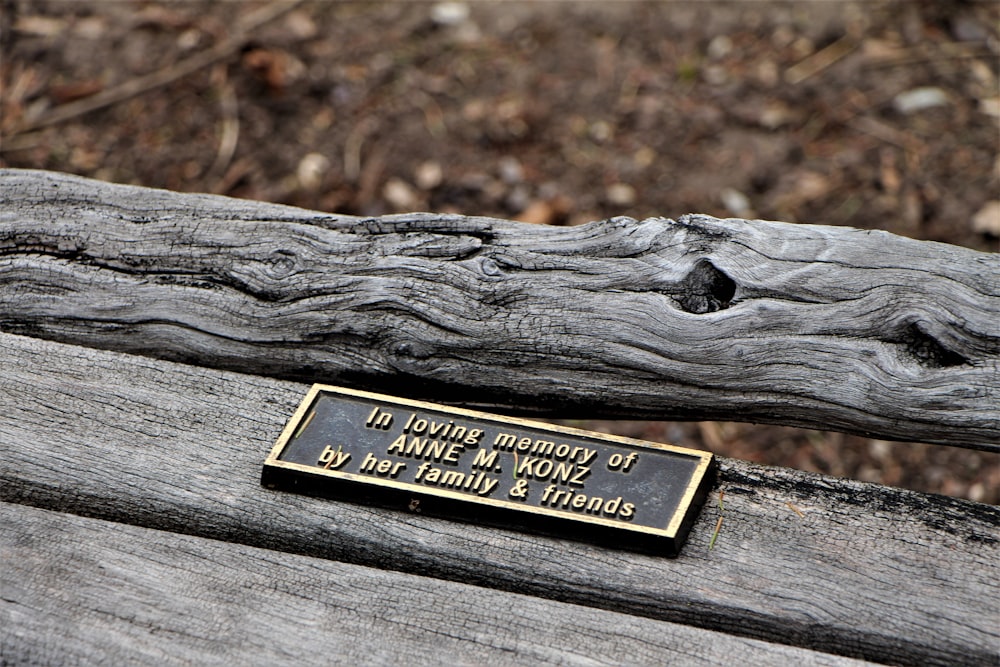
[1,168,998,449]
[2,332,997,666]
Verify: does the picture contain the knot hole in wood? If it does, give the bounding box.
[899,323,969,368]
[677,259,736,314]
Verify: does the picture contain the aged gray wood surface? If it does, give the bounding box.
[1,332,996,666]
[2,169,997,449]
[1,502,876,667]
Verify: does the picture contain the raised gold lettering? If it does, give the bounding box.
[415,461,498,496]
[402,414,480,444]
[440,470,464,486]
[388,436,460,462]
[317,445,351,470]
[514,457,590,486]
[402,412,417,432]
[470,448,500,471]
[492,432,596,465]
[365,406,393,430]
[386,434,407,455]
[359,452,379,473]
[441,442,464,465]
[359,453,405,478]
[493,433,518,450]
[568,466,591,486]
[607,452,638,473]
[427,420,450,437]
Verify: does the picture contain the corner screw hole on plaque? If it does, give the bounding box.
[262,385,716,556]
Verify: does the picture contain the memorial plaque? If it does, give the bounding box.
[262,385,716,556]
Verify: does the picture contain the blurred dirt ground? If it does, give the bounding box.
[2,0,998,502]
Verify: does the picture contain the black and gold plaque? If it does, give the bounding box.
[262,385,716,556]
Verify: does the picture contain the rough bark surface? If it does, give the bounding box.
[1,502,875,667]
[1,332,996,667]
[1,170,998,449]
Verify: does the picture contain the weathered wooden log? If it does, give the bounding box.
[2,332,996,666]
[1,502,872,666]
[1,169,997,449]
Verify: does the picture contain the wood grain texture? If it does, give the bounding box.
[1,502,875,667]
[1,169,998,449]
[1,332,996,666]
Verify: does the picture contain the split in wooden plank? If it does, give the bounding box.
[1,169,998,449]
[0,501,877,667]
[1,332,996,667]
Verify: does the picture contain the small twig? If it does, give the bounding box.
[709,489,725,551]
[847,116,924,153]
[708,516,724,551]
[211,157,254,196]
[13,0,304,134]
[344,117,377,183]
[0,131,47,154]
[292,408,316,440]
[323,444,343,470]
[784,36,857,85]
[355,140,389,206]
[207,65,240,186]
[697,421,725,451]
[864,42,991,70]
[786,501,805,518]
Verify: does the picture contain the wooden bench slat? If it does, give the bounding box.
[2,169,997,449]
[1,333,996,666]
[1,501,874,667]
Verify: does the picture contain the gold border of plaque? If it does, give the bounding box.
[263,384,716,556]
